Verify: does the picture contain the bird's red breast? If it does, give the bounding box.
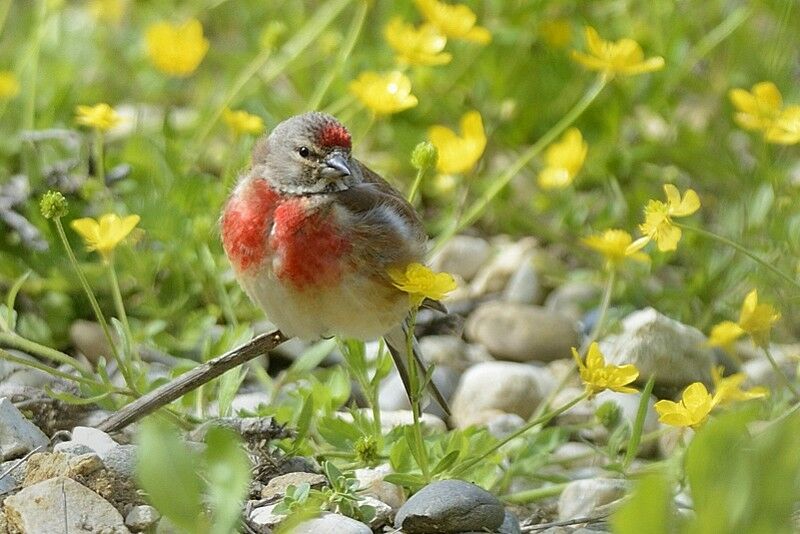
[221,179,351,289]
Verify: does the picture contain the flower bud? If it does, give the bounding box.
[411,141,438,171]
[595,400,622,430]
[39,190,68,219]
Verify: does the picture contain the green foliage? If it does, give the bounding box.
[136,418,251,534]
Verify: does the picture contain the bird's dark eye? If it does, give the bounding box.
[297,146,310,158]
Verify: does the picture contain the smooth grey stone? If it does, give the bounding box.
[292,512,371,534]
[430,235,492,282]
[600,308,714,388]
[53,441,94,457]
[102,444,138,478]
[0,397,48,460]
[558,478,628,521]
[394,479,505,533]
[70,425,119,456]
[466,302,580,362]
[125,504,161,532]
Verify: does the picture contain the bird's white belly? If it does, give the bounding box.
[239,267,410,340]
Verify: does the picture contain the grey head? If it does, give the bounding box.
[251,112,362,195]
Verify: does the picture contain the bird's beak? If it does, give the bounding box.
[323,153,352,178]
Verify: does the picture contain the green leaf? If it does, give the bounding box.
[290,338,337,374]
[317,416,362,449]
[611,470,674,534]
[45,386,113,406]
[136,418,207,533]
[292,392,315,451]
[623,376,655,470]
[205,427,251,534]
[4,270,30,331]
[383,473,426,492]
[217,366,247,417]
[431,450,460,476]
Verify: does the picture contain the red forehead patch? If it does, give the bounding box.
[318,122,351,149]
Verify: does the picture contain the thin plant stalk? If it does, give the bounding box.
[762,345,800,401]
[580,267,617,354]
[451,392,590,478]
[676,223,800,292]
[107,261,140,364]
[502,481,571,504]
[405,309,430,480]
[53,217,134,388]
[434,75,608,250]
[407,164,428,204]
[0,332,90,374]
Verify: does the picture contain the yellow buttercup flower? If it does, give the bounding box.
[729,82,783,133]
[571,26,664,78]
[766,105,800,145]
[628,184,700,252]
[145,19,209,77]
[654,382,714,429]
[737,289,780,349]
[223,108,265,137]
[428,111,486,174]
[414,0,491,44]
[537,128,587,190]
[71,214,141,261]
[582,229,649,269]
[0,71,20,99]
[571,343,639,396]
[707,320,745,354]
[384,18,451,67]
[75,103,123,132]
[349,71,418,115]
[388,263,457,306]
[711,366,767,406]
[88,0,126,24]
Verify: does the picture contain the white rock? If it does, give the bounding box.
[430,235,492,282]
[557,478,629,520]
[601,308,714,387]
[470,237,538,296]
[502,258,541,304]
[359,495,393,528]
[451,362,553,428]
[125,505,161,532]
[354,464,405,510]
[261,472,328,500]
[545,281,601,322]
[379,366,459,419]
[466,302,580,362]
[418,335,492,371]
[0,397,49,460]
[53,441,94,457]
[3,476,129,533]
[292,512,372,534]
[249,502,284,530]
[70,426,119,456]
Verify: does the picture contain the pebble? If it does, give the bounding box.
[395,479,505,533]
[470,237,538,296]
[249,502,284,530]
[502,258,541,304]
[0,397,49,460]
[69,320,114,364]
[261,471,328,500]
[359,495,393,529]
[601,308,714,388]
[418,335,493,371]
[451,361,552,428]
[0,351,56,387]
[101,444,138,478]
[3,476,129,533]
[53,441,94,457]
[545,281,601,322]
[379,366,459,419]
[557,478,629,521]
[465,302,580,362]
[70,425,120,456]
[354,464,405,510]
[292,512,372,534]
[125,504,161,532]
[430,235,492,282]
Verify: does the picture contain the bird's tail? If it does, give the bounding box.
[383,322,451,418]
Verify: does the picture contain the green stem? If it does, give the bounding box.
[676,223,800,292]
[405,309,430,480]
[22,0,46,131]
[107,261,139,364]
[53,218,133,388]
[580,267,617,354]
[452,392,590,477]
[0,331,89,374]
[434,75,608,250]
[93,130,106,185]
[0,347,127,392]
[762,345,800,401]
[308,0,367,110]
[502,482,571,504]
[407,166,427,204]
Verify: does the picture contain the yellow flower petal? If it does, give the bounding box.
[223,108,265,136]
[573,342,639,396]
[414,0,491,44]
[582,229,650,268]
[571,26,664,78]
[737,289,780,348]
[71,213,140,260]
[729,82,783,133]
[538,128,587,190]
[349,71,418,115]
[765,105,800,145]
[655,382,714,428]
[75,103,123,131]
[145,19,209,77]
[389,262,457,306]
[428,111,487,174]
[711,366,768,406]
[384,18,451,66]
[707,321,745,352]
